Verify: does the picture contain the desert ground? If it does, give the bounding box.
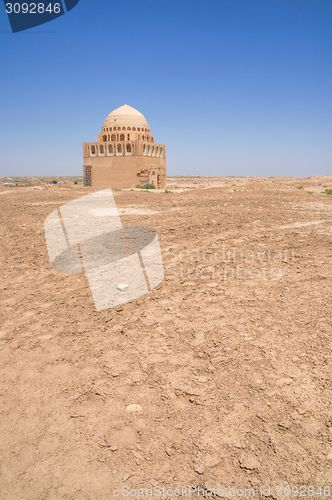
[0,176,332,499]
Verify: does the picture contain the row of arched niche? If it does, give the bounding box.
[102,126,150,133]
[102,134,152,142]
[89,144,163,157]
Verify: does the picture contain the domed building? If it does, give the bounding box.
[83,104,166,189]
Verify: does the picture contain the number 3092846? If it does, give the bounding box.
[5,3,61,14]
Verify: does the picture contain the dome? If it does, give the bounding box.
[102,104,150,132]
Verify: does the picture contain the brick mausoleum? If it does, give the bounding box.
[83,104,166,189]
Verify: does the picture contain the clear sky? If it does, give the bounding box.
[0,0,331,177]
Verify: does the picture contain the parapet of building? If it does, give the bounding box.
[83,104,166,189]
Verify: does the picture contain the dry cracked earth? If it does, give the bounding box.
[0,176,332,499]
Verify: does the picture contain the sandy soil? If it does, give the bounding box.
[0,176,332,499]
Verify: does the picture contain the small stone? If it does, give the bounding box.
[275,377,293,386]
[194,463,205,474]
[117,283,128,291]
[239,453,260,470]
[122,473,131,482]
[278,420,291,429]
[110,445,118,451]
[126,404,142,413]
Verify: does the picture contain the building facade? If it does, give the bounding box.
[83,104,166,189]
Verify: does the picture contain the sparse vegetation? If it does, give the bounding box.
[307,191,313,194]
[325,189,332,195]
[113,188,121,191]
[1,176,83,187]
[298,186,304,189]
[136,183,156,190]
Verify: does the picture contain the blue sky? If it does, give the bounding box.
[0,0,331,177]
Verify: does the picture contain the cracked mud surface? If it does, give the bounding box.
[0,176,332,499]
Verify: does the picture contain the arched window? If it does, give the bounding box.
[120,134,125,141]
[148,145,151,156]
[111,134,116,141]
[117,144,122,155]
[127,127,131,131]
[144,128,147,132]
[132,127,136,131]
[143,144,146,155]
[103,135,107,142]
[137,128,140,131]
[150,171,156,186]
[160,147,163,157]
[152,146,155,157]
[156,146,159,157]
[108,144,113,156]
[126,143,132,155]
[118,127,121,131]
[99,145,104,155]
[127,134,130,140]
[90,145,95,155]
[122,127,126,131]
[113,127,116,131]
